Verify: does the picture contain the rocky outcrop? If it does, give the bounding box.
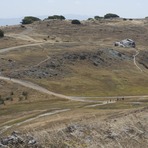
[0,131,38,148]
[5,49,132,79]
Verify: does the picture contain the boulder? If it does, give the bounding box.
[1,133,23,145]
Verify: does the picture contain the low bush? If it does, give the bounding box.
[94,16,103,20]
[87,18,94,21]
[71,19,81,24]
[123,18,127,21]
[0,98,5,105]
[104,13,119,19]
[5,96,13,101]
[21,16,40,24]
[22,91,28,100]
[47,15,65,20]
[0,29,4,38]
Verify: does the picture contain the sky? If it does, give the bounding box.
[0,0,147,19]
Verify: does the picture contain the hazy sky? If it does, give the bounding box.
[1,0,147,18]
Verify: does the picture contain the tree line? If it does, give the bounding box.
[21,13,120,25]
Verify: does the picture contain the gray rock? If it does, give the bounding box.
[0,143,8,148]
[28,139,37,145]
[1,131,24,146]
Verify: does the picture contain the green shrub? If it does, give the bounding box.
[71,19,81,24]
[5,96,13,101]
[48,15,65,20]
[19,95,23,101]
[22,91,28,100]
[0,98,5,105]
[21,16,40,24]
[123,18,127,21]
[104,13,119,19]
[87,18,94,21]
[0,29,4,38]
[10,91,14,95]
[129,18,133,21]
[94,16,103,20]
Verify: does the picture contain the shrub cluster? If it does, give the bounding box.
[123,18,127,21]
[94,16,103,20]
[0,98,5,105]
[129,18,133,21]
[0,29,4,38]
[71,19,81,24]
[0,92,14,105]
[104,13,119,19]
[21,16,40,24]
[91,13,120,21]
[47,15,65,20]
[87,18,94,21]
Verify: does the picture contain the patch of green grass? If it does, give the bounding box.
[33,67,148,97]
[0,97,91,125]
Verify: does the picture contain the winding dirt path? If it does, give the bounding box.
[0,42,48,54]
[0,76,148,102]
[0,25,50,54]
[85,100,116,108]
[0,76,72,100]
[0,109,70,135]
[0,76,103,102]
[5,26,39,42]
[133,49,143,72]
[5,34,39,42]
[71,95,148,99]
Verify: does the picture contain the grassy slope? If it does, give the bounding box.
[0,19,148,139]
[34,65,148,97]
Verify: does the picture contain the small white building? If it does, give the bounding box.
[114,39,136,48]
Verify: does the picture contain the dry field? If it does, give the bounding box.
[0,18,148,147]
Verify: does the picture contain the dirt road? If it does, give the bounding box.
[0,76,102,102]
[0,109,70,135]
[0,76,72,100]
[0,42,46,53]
[0,76,148,102]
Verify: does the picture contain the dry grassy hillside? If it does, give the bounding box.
[0,18,148,147]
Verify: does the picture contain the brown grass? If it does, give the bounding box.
[0,19,148,147]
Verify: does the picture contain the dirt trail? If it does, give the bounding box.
[0,42,46,54]
[133,49,143,72]
[33,56,51,67]
[71,95,148,99]
[85,100,116,108]
[0,76,72,100]
[0,109,70,135]
[5,26,39,42]
[1,26,49,53]
[5,34,39,42]
[0,76,102,102]
[16,109,70,126]
[0,76,148,102]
